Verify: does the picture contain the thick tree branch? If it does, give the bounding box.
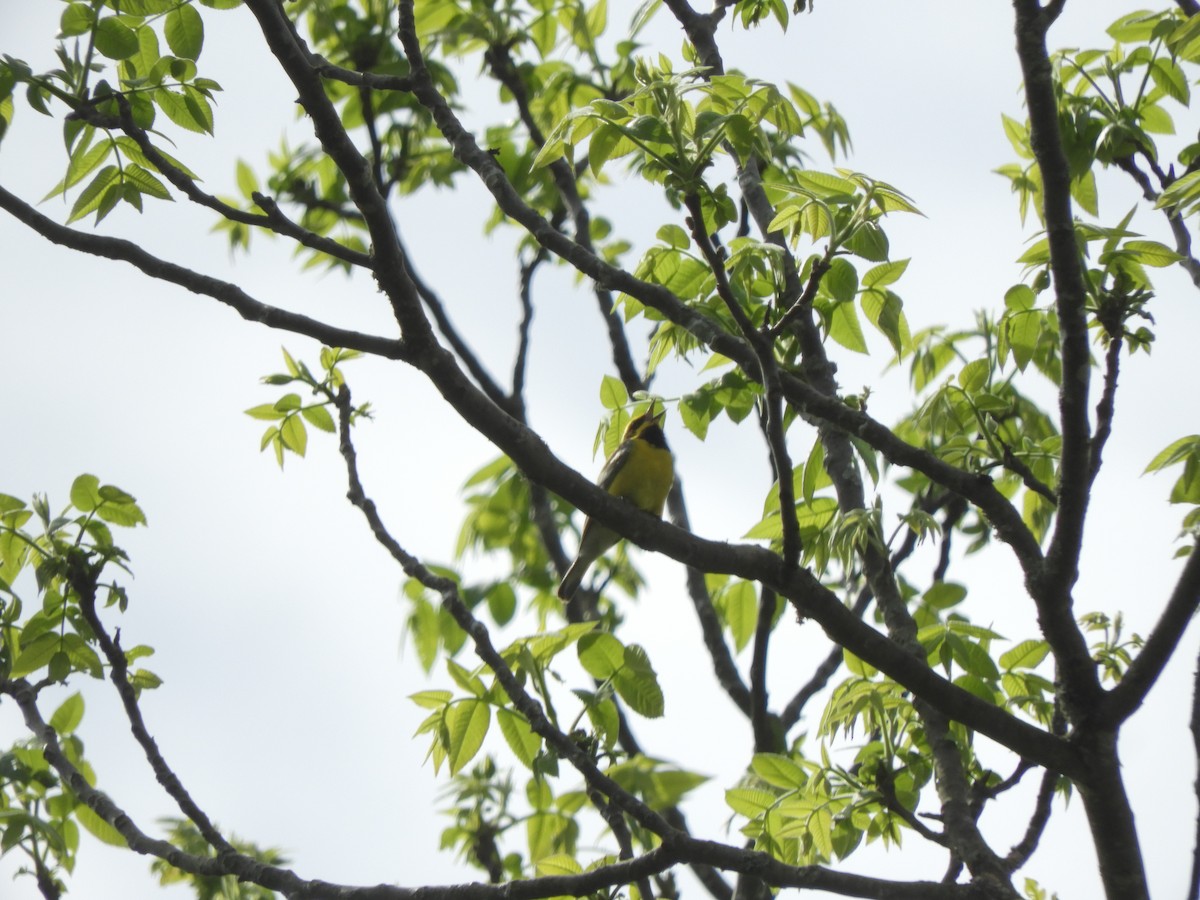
[1013,0,1103,715]
[242,0,431,342]
[0,185,403,358]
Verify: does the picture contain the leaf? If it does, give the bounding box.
[598,374,627,410]
[279,415,307,456]
[536,854,583,877]
[11,633,61,678]
[1000,639,1050,671]
[245,403,286,421]
[1145,435,1200,473]
[94,18,139,60]
[862,258,908,289]
[496,708,541,769]
[300,404,336,433]
[723,580,757,652]
[751,753,807,789]
[66,165,120,224]
[1123,240,1181,267]
[725,787,778,818]
[822,257,857,303]
[958,358,990,393]
[70,474,102,512]
[165,4,204,60]
[612,644,664,718]
[657,223,690,249]
[828,302,867,353]
[60,3,95,37]
[578,631,624,679]
[446,699,490,774]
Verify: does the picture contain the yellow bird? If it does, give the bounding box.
[558,407,675,600]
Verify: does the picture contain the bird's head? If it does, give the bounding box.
[622,405,668,448]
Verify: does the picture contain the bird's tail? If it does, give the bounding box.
[557,558,589,600]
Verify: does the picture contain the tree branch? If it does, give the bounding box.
[1004,768,1059,872]
[750,587,783,752]
[67,99,372,269]
[1102,542,1200,725]
[1013,0,1104,717]
[64,560,233,857]
[0,185,403,358]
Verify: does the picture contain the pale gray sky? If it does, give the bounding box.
[1,1,1197,898]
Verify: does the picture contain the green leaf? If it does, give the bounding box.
[612,644,664,718]
[70,474,102,512]
[1000,639,1050,670]
[50,693,84,735]
[750,753,807,789]
[598,374,627,410]
[165,4,204,60]
[822,257,858,303]
[828,302,867,353]
[11,633,61,678]
[723,580,757,652]
[67,165,120,224]
[245,403,286,421]
[446,699,490,774]
[958,358,990,393]
[1145,435,1200,473]
[657,223,690,249]
[496,708,541,769]
[300,404,336,433]
[279,415,307,456]
[536,855,583,877]
[725,787,778,818]
[862,258,908,289]
[1123,240,1181,267]
[60,3,96,37]
[578,631,624,679]
[95,18,139,60]
[409,689,452,710]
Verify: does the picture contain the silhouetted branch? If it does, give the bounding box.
[1004,769,1059,871]
[1103,543,1200,725]
[751,587,782,752]
[1013,0,1104,716]
[0,185,402,358]
[65,562,233,856]
[66,98,373,269]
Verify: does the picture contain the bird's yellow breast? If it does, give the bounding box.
[607,438,674,515]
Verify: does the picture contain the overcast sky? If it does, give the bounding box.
[2,1,1198,898]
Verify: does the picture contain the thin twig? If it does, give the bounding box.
[1004,768,1059,871]
[750,587,782,752]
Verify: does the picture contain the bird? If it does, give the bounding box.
[557,406,675,600]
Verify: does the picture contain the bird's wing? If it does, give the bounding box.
[595,441,634,492]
